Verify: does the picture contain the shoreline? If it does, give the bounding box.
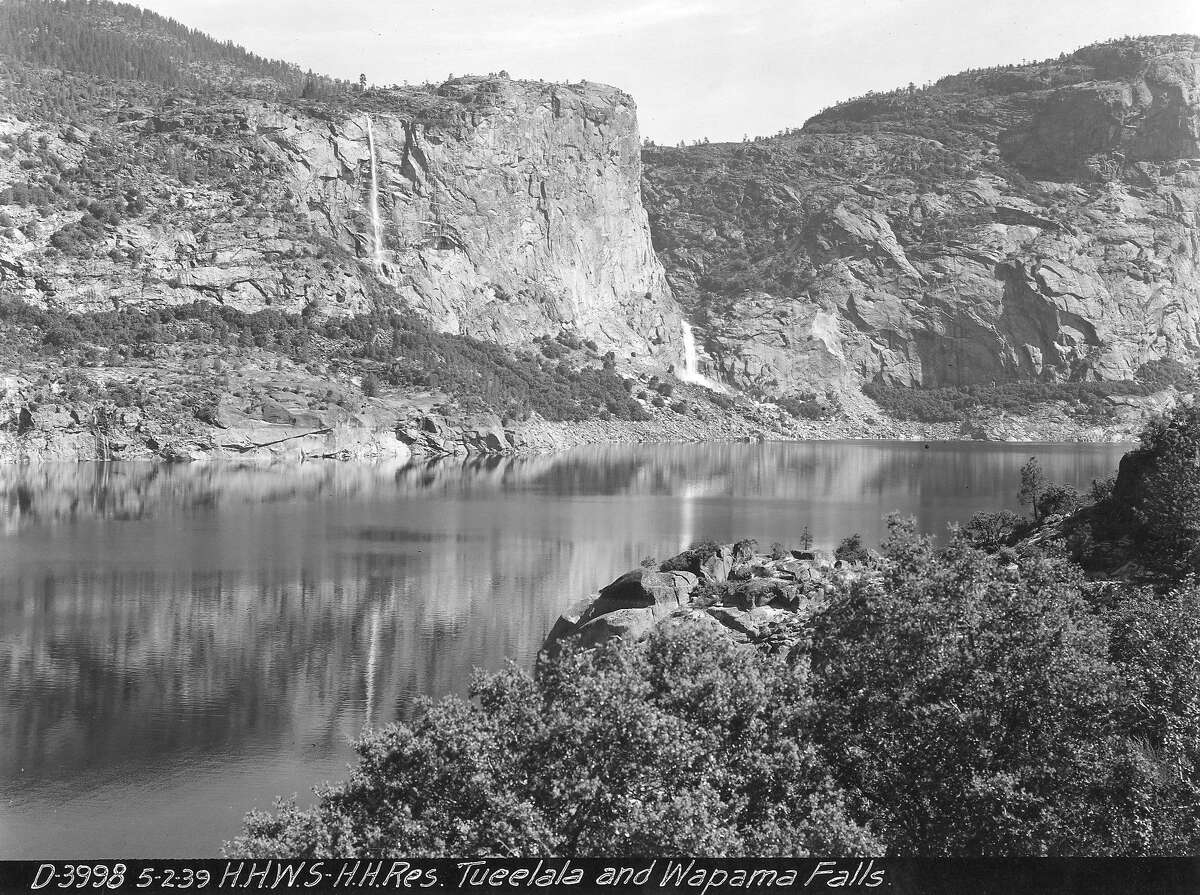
[0,424,1142,465]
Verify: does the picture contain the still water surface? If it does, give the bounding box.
[0,440,1128,856]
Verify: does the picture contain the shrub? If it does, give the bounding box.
[960,509,1027,550]
[778,394,832,420]
[0,297,648,424]
[1038,483,1080,519]
[1018,456,1046,519]
[660,540,722,574]
[863,379,1156,423]
[225,620,877,857]
[1108,402,1200,578]
[1104,584,1200,851]
[808,520,1170,855]
[834,532,869,563]
[1135,358,1192,389]
[732,538,758,563]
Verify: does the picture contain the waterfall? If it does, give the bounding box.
[365,116,385,269]
[681,320,699,378]
[678,320,723,391]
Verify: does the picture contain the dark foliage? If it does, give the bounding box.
[0,0,323,97]
[230,514,1200,857]
[659,540,723,575]
[808,517,1200,855]
[1104,402,1200,579]
[778,393,837,420]
[960,509,1029,550]
[226,620,878,857]
[834,533,869,564]
[863,380,1159,423]
[0,295,649,422]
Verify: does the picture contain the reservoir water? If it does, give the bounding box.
[0,440,1128,857]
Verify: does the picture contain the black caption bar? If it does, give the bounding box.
[1,858,1199,895]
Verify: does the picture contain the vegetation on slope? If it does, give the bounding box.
[0,0,342,99]
[862,359,1193,423]
[227,404,1200,857]
[0,295,663,423]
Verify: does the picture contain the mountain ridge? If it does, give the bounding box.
[641,32,1200,426]
[0,1,1197,459]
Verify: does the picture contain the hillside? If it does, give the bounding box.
[2,5,1199,458]
[642,35,1200,430]
[0,0,785,461]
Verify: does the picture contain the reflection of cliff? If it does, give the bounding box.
[0,552,569,780]
[0,444,1130,526]
[0,461,414,530]
[0,444,1127,788]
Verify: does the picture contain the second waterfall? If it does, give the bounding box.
[365,115,385,270]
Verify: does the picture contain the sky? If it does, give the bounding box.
[137,0,1200,145]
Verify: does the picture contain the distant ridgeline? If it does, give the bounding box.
[642,33,1200,425]
[0,0,348,104]
[1,0,1199,451]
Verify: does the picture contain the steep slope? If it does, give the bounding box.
[643,35,1200,409]
[0,78,680,357]
[0,1,714,460]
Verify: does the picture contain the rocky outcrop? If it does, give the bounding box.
[542,544,865,656]
[643,35,1200,398]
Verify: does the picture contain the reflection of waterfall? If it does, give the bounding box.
[677,321,723,391]
[679,482,696,553]
[364,607,381,725]
[365,116,384,270]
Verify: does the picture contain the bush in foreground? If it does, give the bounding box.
[225,620,877,858]
[228,525,1200,857]
[810,519,1155,854]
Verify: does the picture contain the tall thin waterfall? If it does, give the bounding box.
[365,116,385,269]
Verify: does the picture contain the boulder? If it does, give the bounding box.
[256,400,294,424]
[462,414,507,454]
[698,545,734,583]
[541,593,598,656]
[723,577,799,610]
[574,606,661,650]
[596,568,695,608]
[728,562,754,581]
[706,605,760,637]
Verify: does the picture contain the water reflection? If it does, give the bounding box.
[0,441,1128,856]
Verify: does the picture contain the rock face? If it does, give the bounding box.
[642,35,1200,396]
[0,76,682,364]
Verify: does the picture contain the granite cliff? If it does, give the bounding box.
[1,3,1198,459]
[0,79,680,358]
[643,35,1200,404]
[0,0,699,460]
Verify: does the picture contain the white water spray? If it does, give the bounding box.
[682,320,699,378]
[678,320,723,390]
[365,116,385,270]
